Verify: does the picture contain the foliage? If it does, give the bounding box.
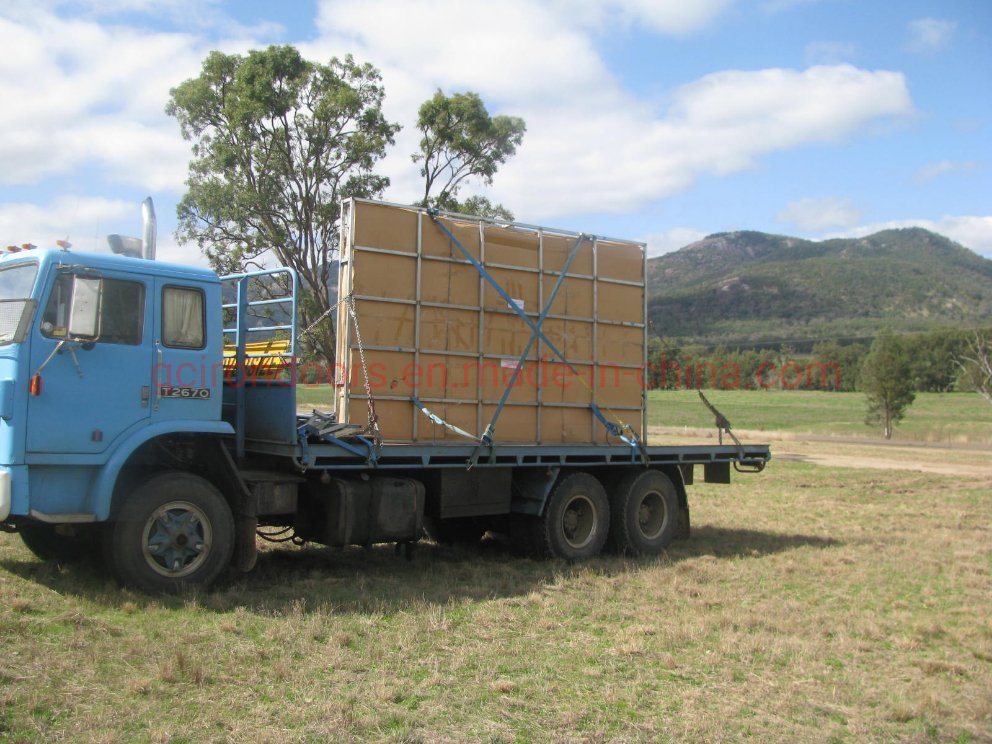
[810,340,868,391]
[167,45,400,363]
[955,330,992,404]
[860,332,916,439]
[414,90,525,219]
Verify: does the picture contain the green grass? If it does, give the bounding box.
[649,389,992,444]
[0,461,990,741]
[298,385,992,445]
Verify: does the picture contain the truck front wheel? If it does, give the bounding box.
[105,472,235,594]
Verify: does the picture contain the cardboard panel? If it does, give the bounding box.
[417,353,478,401]
[349,398,414,441]
[597,283,643,324]
[419,307,478,352]
[353,202,418,253]
[543,233,594,276]
[337,199,647,444]
[542,275,593,318]
[479,358,539,405]
[420,259,481,307]
[542,319,593,363]
[485,226,539,268]
[354,300,415,347]
[595,366,644,408]
[483,405,538,443]
[422,217,481,260]
[597,240,644,282]
[363,350,416,398]
[597,324,644,366]
[541,407,595,444]
[541,362,593,405]
[352,251,416,299]
[483,268,538,311]
[483,313,534,359]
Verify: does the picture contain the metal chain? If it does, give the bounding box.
[298,305,334,344]
[345,293,381,445]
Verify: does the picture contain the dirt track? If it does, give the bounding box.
[649,426,992,479]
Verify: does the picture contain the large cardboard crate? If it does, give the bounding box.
[334,199,646,445]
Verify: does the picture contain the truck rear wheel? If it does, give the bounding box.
[105,472,234,594]
[536,472,609,561]
[608,469,679,555]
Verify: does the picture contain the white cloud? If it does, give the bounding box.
[0,6,265,190]
[805,41,856,65]
[835,216,992,255]
[913,160,978,184]
[0,196,206,265]
[643,228,707,257]
[310,1,915,220]
[907,17,956,54]
[777,196,862,231]
[499,64,911,219]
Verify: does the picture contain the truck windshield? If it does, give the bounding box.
[0,262,38,300]
[0,262,39,346]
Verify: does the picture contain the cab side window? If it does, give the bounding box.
[162,286,205,349]
[41,275,145,345]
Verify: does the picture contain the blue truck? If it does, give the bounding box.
[0,201,770,593]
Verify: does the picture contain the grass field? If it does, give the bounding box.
[1,458,990,741]
[297,385,992,446]
[647,390,992,445]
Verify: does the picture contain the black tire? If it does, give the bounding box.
[535,472,610,561]
[423,517,486,545]
[18,522,101,563]
[608,469,679,556]
[104,472,235,594]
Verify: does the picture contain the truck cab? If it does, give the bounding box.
[0,246,237,584]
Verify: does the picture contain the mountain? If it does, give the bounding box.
[645,227,992,346]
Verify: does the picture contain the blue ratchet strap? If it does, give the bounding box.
[468,232,589,467]
[412,396,482,442]
[427,210,647,464]
[590,404,649,465]
[427,210,573,366]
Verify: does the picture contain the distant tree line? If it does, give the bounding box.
[648,326,992,394]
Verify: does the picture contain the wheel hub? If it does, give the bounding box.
[561,494,597,550]
[635,490,667,540]
[142,501,212,578]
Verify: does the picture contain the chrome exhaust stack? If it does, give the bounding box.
[107,196,157,260]
[141,197,156,260]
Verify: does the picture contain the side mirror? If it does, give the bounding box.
[68,276,102,341]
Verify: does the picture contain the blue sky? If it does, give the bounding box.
[0,0,989,263]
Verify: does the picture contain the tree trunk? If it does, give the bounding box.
[884,410,892,440]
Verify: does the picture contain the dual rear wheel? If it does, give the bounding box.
[525,469,680,561]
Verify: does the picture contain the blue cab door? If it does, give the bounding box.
[26,268,152,455]
[150,278,223,425]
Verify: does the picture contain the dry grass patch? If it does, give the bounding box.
[0,458,989,741]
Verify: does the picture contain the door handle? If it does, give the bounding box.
[153,340,163,411]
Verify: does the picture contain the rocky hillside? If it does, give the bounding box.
[646,228,992,345]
